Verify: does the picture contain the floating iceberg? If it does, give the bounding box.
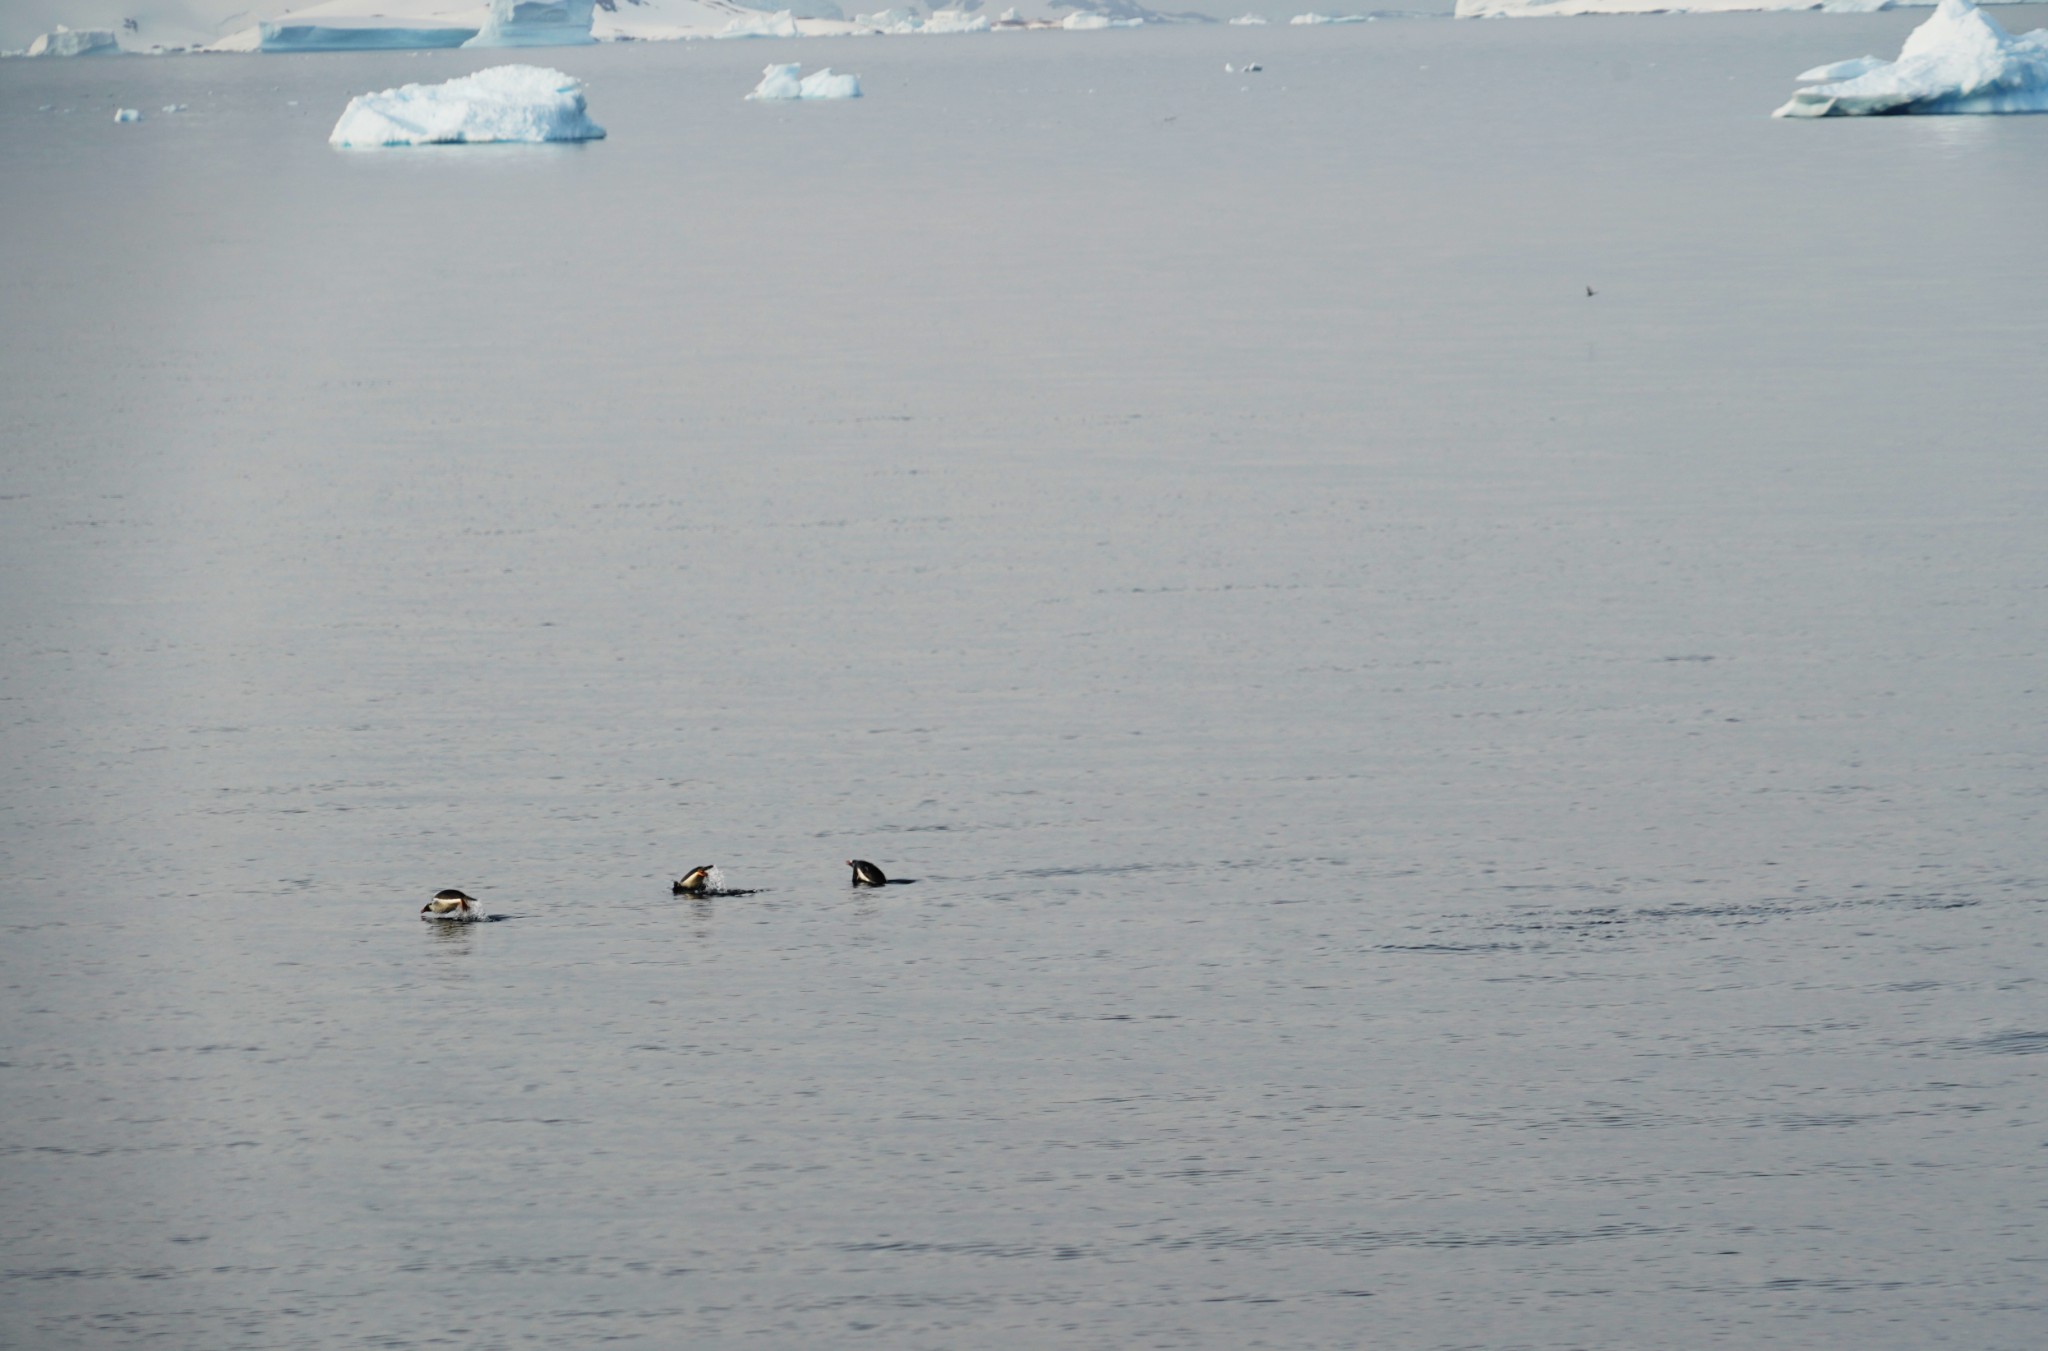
[113,107,143,122]
[26,26,122,56]
[465,0,597,47]
[854,7,989,32]
[259,22,478,52]
[745,62,862,99]
[1775,0,2048,117]
[1063,11,1144,27]
[329,65,606,146]
[920,8,993,31]
[1291,12,1370,23]
[718,8,802,36]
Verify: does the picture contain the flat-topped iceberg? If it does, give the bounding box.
[1775,0,2048,117]
[26,27,122,57]
[329,65,606,146]
[465,0,597,48]
[259,22,478,52]
[746,62,862,99]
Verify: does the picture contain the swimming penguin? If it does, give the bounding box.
[673,867,714,895]
[847,859,887,887]
[421,889,476,919]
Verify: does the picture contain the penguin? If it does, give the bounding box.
[673,867,714,895]
[847,859,887,887]
[421,889,476,919]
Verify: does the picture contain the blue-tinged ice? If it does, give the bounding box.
[464,0,598,48]
[259,22,479,52]
[26,26,122,57]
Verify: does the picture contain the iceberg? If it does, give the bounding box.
[1229,13,1271,22]
[113,107,143,122]
[464,0,597,47]
[919,8,993,31]
[259,22,479,52]
[854,7,989,32]
[329,65,606,146]
[718,8,803,36]
[1775,0,2048,117]
[26,27,122,57]
[1290,12,1370,23]
[1063,11,1144,27]
[745,62,862,99]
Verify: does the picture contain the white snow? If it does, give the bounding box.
[1797,55,1888,81]
[1290,12,1370,23]
[329,65,606,146]
[1229,13,1271,22]
[1775,0,2048,116]
[1062,11,1143,27]
[464,0,596,48]
[114,107,143,121]
[26,27,122,56]
[745,62,862,98]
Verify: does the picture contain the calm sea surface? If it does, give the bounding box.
[3,16,2046,1349]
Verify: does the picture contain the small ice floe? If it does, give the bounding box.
[1225,61,1264,73]
[329,65,606,146]
[27,27,123,57]
[464,0,598,48]
[1796,55,1888,83]
[746,63,863,100]
[718,9,802,38]
[1775,0,2048,118]
[113,107,142,123]
[1230,13,1270,24]
[162,104,188,113]
[1290,12,1370,23]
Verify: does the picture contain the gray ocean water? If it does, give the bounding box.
[4,15,2047,1349]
